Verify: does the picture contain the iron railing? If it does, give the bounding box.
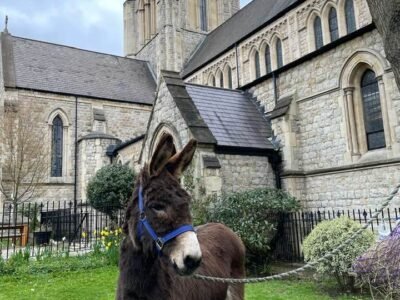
[273,207,400,262]
[0,201,123,260]
[1,201,399,263]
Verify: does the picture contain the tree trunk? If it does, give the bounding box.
[366,0,400,90]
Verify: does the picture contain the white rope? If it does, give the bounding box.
[192,183,400,284]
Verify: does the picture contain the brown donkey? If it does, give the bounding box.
[117,134,245,300]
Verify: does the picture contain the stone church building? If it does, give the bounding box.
[1,0,399,210]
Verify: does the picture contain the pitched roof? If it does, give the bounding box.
[182,0,300,78]
[1,33,156,105]
[185,84,274,150]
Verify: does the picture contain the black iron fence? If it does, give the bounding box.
[1,201,399,263]
[273,207,400,262]
[0,201,123,260]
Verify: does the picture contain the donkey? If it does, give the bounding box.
[117,134,245,300]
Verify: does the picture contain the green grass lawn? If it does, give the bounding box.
[0,266,368,300]
[0,266,117,300]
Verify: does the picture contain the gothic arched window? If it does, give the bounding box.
[218,71,224,88]
[254,51,261,79]
[51,116,63,177]
[200,0,208,31]
[361,70,386,150]
[314,16,323,49]
[208,74,216,86]
[276,39,283,68]
[345,0,356,34]
[225,66,233,89]
[329,8,339,42]
[264,45,271,73]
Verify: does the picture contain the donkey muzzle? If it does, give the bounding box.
[169,231,202,276]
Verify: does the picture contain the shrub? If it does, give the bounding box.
[352,222,400,299]
[206,188,300,257]
[303,217,375,289]
[87,164,135,221]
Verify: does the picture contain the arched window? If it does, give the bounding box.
[208,74,216,86]
[314,16,323,49]
[329,8,339,42]
[276,39,283,68]
[264,45,271,73]
[200,0,208,31]
[225,65,233,89]
[361,70,386,150]
[254,51,261,78]
[345,0,356,34]
[219,72,224,88]
[51,116,63,177]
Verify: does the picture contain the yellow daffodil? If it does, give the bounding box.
[82,232,87,238]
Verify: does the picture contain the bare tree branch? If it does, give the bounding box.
[0,99,50,222]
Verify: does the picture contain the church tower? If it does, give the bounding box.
[123,0,240,76]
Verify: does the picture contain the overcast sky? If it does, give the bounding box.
[0,0,252,56]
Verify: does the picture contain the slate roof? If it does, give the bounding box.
[270,96,293,119]
[185,84,274,150]
[182,0,300,78]
[1,33,156,104]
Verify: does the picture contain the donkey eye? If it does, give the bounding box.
[150,203,166,212]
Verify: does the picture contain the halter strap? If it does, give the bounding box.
[137,185,195,254]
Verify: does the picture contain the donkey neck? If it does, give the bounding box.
[121,237,174,299]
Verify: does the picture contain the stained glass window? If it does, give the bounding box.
[314,16,323,49]
[276,39,283,68]
[329,8,339,42]
[254,51,261,78]
[265,45,271,73]
[51,116,63,177]
[361,70,386,150]
[227,66,233,89]
[345,0,356,34]
[200,0,208,31]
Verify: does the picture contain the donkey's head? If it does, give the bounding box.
[125,134,201,276]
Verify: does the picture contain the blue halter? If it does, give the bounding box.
[137,185,195,254]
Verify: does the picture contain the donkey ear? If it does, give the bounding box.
[166,139,197,178]
[149,134,176,175]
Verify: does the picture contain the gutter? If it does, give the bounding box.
[235,43,240,88]
[74,96,78,213]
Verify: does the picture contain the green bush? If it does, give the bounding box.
[303,217,375,289]
[206,188,300,256]
[87,164,135,221]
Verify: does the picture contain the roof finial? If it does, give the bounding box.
[4,15,9,33]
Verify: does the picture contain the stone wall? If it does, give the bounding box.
[217,154,275,193]
[0,89,151,204]
[78,136,120,202]
[116,140,144,172]
[141,80,191,164]
[186,0,374,88]
[283,163,400,210]
[184,0,400,210]
[129,0,238,78]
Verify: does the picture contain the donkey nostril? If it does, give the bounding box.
[184,255,201,271]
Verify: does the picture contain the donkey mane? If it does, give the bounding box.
[117,134,245,300]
